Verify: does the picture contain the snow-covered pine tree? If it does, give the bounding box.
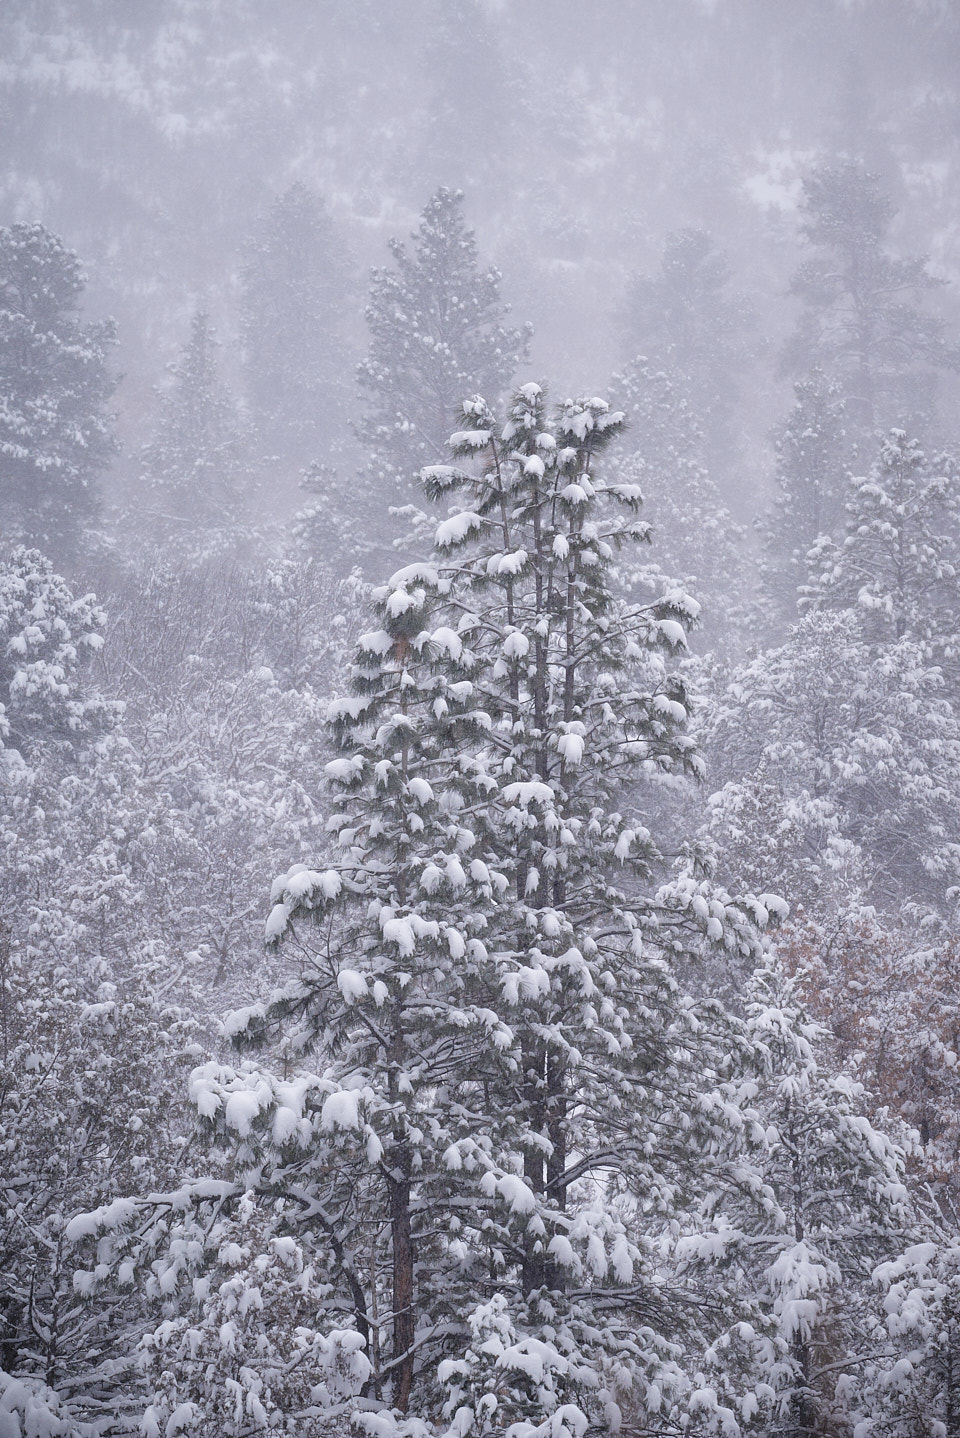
[354,188,530,559]
[100,383,787,1437]
[0,548,196,1429]
[400,386,783,1432]
[683,956,910,1437]
[68,538,517,1428]
[137,311,251,561]
[758,368,848,628]
[0,223,117,566]
[782,161,960,439]
[704,608,960,918]
[804,429,960,676]
[609,356,750,648]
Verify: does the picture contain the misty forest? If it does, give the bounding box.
[6,2,960,1435]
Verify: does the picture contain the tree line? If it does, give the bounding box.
[3,164,960,1434]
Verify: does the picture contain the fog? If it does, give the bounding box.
[4,4,960,1434]
[6,0,960,534]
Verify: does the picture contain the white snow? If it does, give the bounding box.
[337,969,369,1002]
[557,731,584,765]
[358,629,394,656]
[657,619,687,648]
[503,780,553,807]
[224,1090,262,1137]
[448,429,490,449]
[321,1090,361,1131]
[430,625,463,660]
[435,511,483,548]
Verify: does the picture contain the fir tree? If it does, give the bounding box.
[0,223,117,566]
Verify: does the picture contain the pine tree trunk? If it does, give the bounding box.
[544,1049,567,1293]
[389,1142,415,1411]
[946,1298,960,1438]
[521,1035,546,1296]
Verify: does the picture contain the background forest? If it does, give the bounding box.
[3,1,960,1434]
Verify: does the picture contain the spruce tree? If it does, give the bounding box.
[0,223,117,566]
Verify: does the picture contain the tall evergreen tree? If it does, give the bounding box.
[138,311,250,560]
[759,368,848,626]
[239,183,351,475]
[620,228,757,474]
[354,188,530,555]
[782,161,959,440]
[0,224,117,566]
[74,385,783,1435]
